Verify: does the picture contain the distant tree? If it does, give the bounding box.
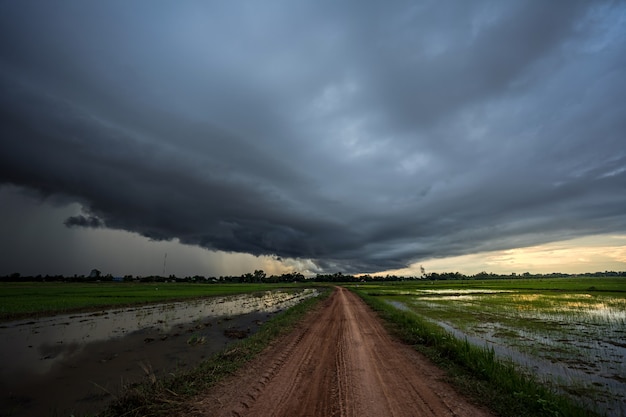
[253,270,266,282]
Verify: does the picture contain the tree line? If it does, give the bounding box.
[2,269,625,283]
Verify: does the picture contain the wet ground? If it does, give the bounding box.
[387,299,626,417]
[0,289,318,417]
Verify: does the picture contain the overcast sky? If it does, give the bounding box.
[1,1,625,277]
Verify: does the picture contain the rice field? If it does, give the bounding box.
[0,282,313,320]
[354,277,626,416]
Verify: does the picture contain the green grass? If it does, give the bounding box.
[359,276,626,294]
[352,287,601,417]
[0,282,319,321]
[97,287,331,417]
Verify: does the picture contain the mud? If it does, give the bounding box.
[184,287,494,417]
[0,289,318,417]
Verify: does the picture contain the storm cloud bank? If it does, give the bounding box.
[1,1,625,273]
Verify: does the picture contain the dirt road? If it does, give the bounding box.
[187,287,494,417]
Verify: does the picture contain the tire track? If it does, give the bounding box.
[230,320,310,414]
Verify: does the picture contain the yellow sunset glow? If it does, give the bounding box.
[379,235,626,276]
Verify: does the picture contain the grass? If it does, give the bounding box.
[360,276,626,294]
[352,287,601,417]
[0,282,319,321]
[97,287,331,417]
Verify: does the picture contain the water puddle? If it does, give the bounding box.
[414,289,514,295]
[388,289,513,297]
[0,288,318,417]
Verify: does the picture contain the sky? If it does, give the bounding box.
[1,1,625,278]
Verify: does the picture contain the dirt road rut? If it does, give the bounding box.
[188,287,493,417]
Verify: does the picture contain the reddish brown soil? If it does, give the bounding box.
[185,287,494,417]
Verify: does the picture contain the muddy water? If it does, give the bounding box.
[0,289,318,417]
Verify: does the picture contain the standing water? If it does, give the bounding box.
[0,288,318,416]
[386,291,626,417]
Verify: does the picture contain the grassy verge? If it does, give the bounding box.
[97,287,331,417]
[353,288,600,417]
[0,282,320,321]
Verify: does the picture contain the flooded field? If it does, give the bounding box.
[0,288,318,417]
[381,286,626,417]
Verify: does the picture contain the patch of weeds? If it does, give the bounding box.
[223,328,249,339]
[491,328,520,339]
[186,334,206,345]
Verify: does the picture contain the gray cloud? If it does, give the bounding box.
[1,0,625,274]
[64,215,105,229]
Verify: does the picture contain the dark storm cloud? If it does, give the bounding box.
[1,0,625,273]
[64,215,105,229]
